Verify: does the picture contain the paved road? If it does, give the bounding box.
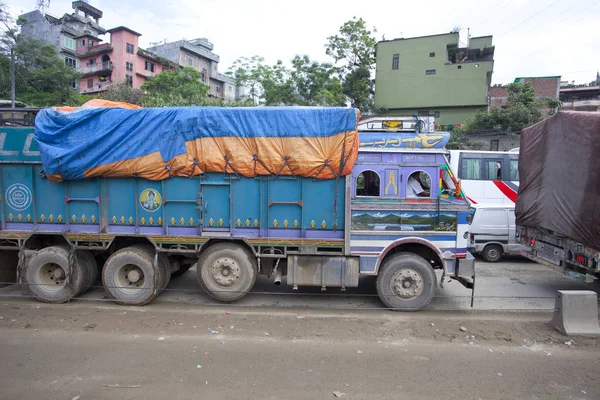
[0,300,599,400]
[2,255,598,311]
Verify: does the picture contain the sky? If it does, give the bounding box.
[5,0,600,85]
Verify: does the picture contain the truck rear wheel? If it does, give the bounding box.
[77,250,98,295]
[197,243,257,302]
[376,253,436,311]
[102,246,166,305]
[25,245,86,303]
[482,244,503,263]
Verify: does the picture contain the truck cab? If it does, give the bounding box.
[353,116,475,309]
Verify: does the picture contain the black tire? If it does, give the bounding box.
[197,243,257,302]
[25,245,86,303]
[376,252,436,311]
[76,250,98,295]
[482,244,503,263]
[0,251,18,287]
[102,246,162,305]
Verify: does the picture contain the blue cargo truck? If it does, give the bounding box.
[0,107,474,311]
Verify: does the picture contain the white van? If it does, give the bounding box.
[467,204,524,262]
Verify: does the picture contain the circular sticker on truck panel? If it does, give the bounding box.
[140,189,162,212]
[6,183,32,211]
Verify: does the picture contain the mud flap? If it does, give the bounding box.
[453,252,476,307]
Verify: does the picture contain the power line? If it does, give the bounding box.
[499,0,563,36]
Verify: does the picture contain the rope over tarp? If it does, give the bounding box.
[35,101,360,182]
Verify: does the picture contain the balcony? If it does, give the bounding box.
[77,43,112,56]
[80,81,112,94]
[79,61,113,76]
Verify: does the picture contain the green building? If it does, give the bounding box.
[374,32,495,127]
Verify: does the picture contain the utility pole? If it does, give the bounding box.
[10,47,15,108]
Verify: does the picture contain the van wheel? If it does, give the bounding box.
[197,243,257,302]
[376,253,436,311]
[482,244,503,263]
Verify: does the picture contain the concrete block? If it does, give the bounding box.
[551,290,600,337]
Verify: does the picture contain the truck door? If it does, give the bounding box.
[201,181,231,235]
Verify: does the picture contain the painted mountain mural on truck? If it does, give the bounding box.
[351,211,457,231]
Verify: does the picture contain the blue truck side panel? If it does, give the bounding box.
[0,128,345,242]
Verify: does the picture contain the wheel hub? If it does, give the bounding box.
[127,269,142,283]
[392,268,424,300]
[37,263,67,292]
[211,258,241,287]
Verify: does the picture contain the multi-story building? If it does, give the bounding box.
[147,38,241,101]
[19,1,106,84]
[77,27,175,94]
[488,76,561,110]
[374,32,495,127]
[559,84,600,112]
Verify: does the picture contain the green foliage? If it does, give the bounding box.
[464,82,560,132]
[98,82,144,105]
[229,55,346,106]
[0,3,82,107]
[141,66,208,106]
[326,17,377,112]
[446,126,471,149]
[325,17,377,70]
[342,66,373,110]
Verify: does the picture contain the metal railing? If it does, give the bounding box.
[79,61,113,74]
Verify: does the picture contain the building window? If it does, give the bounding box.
[125,75,133,87]
[126,43,135,54]
[145,61,155,72]
[490,139,499,151]
[87,79,93,89]
[202,69,207,82]
[186,55,194,66]
[429,52,435,57]
[434,111,440,119]
[126,61,133,72]
[426,69,436,75]
[64,36,76,50]
[458,65,462,69]
[214,85,221,93]
[228,86,232,92]
[65,57,76,68]
[79,39,85,47]
[355,170,380,197]
[88,58,96,66]
[392,53,399,70]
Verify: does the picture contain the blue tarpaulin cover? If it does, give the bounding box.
[34,106,359,182]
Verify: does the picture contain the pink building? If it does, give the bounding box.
[77,26,174,94]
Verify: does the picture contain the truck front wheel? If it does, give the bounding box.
[376,253,436,311]
[197,243,257,302]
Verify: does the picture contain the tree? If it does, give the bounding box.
[229,55,346,106]
[98,82,143,105]
[289,55,345,106]
[228,56,269,103]
[141,66,209,106]
[326,17,377,111]
[0,4,83,106]
[465,82,561,132]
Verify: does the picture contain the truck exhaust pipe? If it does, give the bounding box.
[274,268,282,285]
